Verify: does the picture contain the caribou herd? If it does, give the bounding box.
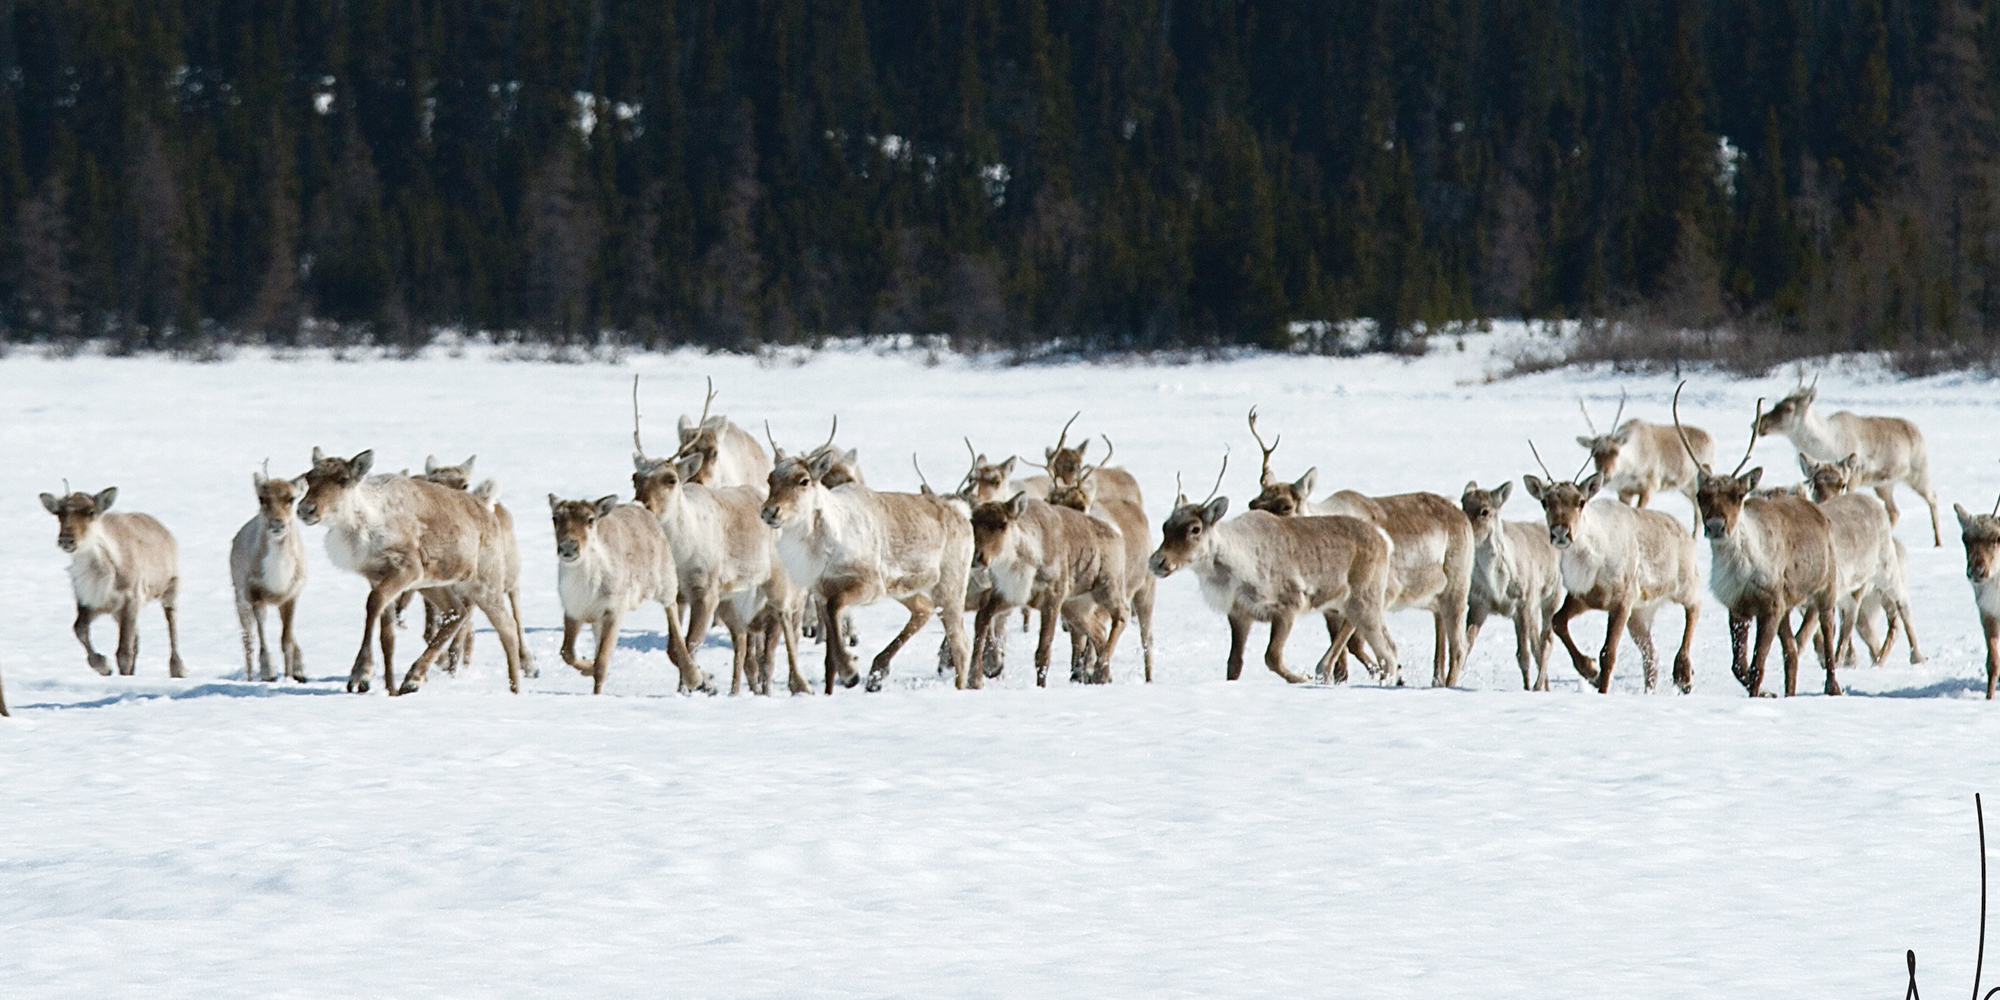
[19,373,2000,718]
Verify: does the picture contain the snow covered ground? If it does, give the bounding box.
[3,327,1999,996]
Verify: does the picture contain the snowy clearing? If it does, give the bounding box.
[2,328,1997,997]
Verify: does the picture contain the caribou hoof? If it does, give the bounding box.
[348,677,370,694]
[395,680,422,696]
[86,654,112,676]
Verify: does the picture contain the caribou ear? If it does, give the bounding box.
[595,495,620,518]
[1490,480,1512,506]
[424,455,440,474]
[844,447,858,465]
[312,445,326,464]
[1577,474,1602,500]
[349,450,375,477]
[253,470,268,488]
[1575,435,1594,449]
[1797,453,1814,476]
[997,456,1016,478]
[1076,439,1090,458]
[1295,467,1317,496]
[1005,491,1029,518]
[634,451,651,471]
[40,492,60,514]
[677,453,705,482]
[94,487,118,512]
[1523,475,1548,501]
[292,475,309,491]
[1958,504,1977,531]
[462,455,476,475]
[1740,467,1764,491]
[1045,446,1057,461]
[1840,453,1859,471]
[548,493,562,511]
[1201,496,1229,525]
[678,414,695,435]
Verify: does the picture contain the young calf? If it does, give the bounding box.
[968,493,1129,687]
[230,471,308,682]
[1459,481,1564,690]
[297,448,527,695]
[1958,503,2000,698]
[42,487,185,678]
[549,494,704,694]
[1149,477,1399,685]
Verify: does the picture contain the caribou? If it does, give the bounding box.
[1956,498,2000,698]
[1796,453,1923,667]
[1046,440,1158,683]
[230,468,309,682]
[1149,457,1400,684]
[761,427,975,692]
[1460,481,1565,691]
[41,486,186,678]
[297,448,528,695]
[1523,439,1704,694]
[1245,408,1474,687]
[1754,377,1942,545]
[1576,389,1715,517]
[659,376,773,494]
[968,492,1129,686]
[1675,385,1842,696]
[549,494,705,694]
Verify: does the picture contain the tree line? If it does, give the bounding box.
[2,0,1999,358]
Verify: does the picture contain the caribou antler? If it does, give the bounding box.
[668,376,720,461]
[1201,447,1231,504]
[1078,436,1114,487]
[1051,411,1080,454]
[1577,398,1598,436]
[1610,388,1627,431]
[1670,381,1707,473]
[1732,398,1765,477]
[1247,407,1281,484]
[633,375,648,458]
[763,420,781,457]
[1528,440,1556,482]
[912,453,932,494]
[821,415,840,453]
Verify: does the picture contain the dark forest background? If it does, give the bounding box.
[3,0,2000,361]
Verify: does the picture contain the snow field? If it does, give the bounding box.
[2,328,1998,996]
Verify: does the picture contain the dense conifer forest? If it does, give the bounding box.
[2,1,1999,358]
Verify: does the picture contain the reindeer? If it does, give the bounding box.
[632,418,773,696]
[230,468,308,682]
[656,376,773,494]
[297,448,527,695]
[548,494,706,694]
[760,429,974,693]
[1576,389,1715,516]
[1244,408,1474,687]
[41,486,186,678]
[1755,377,1942,545]
[1955,499,2000,698]
[1459,481,1565,690]
[1046,439,1157,683]
[1520,447,1704,695]
[1795,453,1923,667]
[1032,412,1143,509]
[1149,457,1400,684]
[968,493,1129,686]
[1675,385,1842,696]
[390,455,534,679]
